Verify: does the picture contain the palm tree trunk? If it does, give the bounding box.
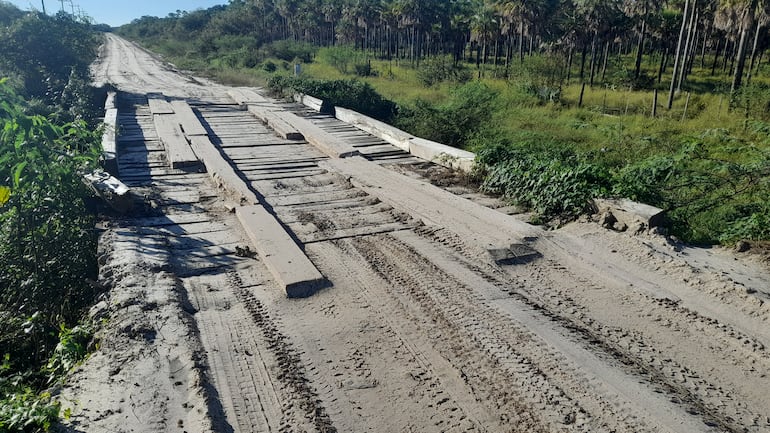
[668,0,689,109]
[745,22,762,85]
[712,38,721,76]
[731,0,759,92]
[658,46,668,83]
[634,16,647,79]
[677,0,697,92]
[601,40,610,81]
[589,31,598,86]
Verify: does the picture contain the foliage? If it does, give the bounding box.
[0,387,59,433]
[0,5,102,431]
[45,323,95,381]
[397,82,498,148]
[262,39,316,63]
[0,11,101,124]
[416,55,471,87]
[478,143,612,222]
[267,76,396,122]
[1,81,99,384]
[509,54,567,104]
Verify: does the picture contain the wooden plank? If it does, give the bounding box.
[270,111,359,158]
[247,105,304,140]
[188,135,258,205]
[153,114,201,170]
[148,97,175,115]
[101,108,118,175]
[237,205,328,298]
[227,88,270,105]
[170,101,209,136]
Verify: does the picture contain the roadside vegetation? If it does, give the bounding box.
[1,3,103,431]
[118,0,770,244]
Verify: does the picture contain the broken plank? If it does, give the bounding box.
[170,100,209,136]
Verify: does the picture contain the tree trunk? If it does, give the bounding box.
[711,38,721,76]
[634,13,647,78]
[518,21,525,63]
[589,31,598,87]
[685,12,700,76]
[700,25,709,68]
[677,0,697,92]
[566,44,574,84]
[731,0,758,93]
[745,22,762,85]
[668,0,689,109]
[601,41,610,82]
[658,46,668,83]
[579,43,588,80]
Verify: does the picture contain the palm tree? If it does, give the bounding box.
[471,1,500,67]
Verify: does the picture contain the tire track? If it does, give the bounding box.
[417,226,765,432]
[228,271,337,433]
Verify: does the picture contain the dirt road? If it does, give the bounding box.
[59,34,770,433]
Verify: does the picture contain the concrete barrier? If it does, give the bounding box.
[104,91,117,110]
[294,93,325,112]
[333,105,476,172]
[237,205,328,298]
[592,198,667,229]
[83,170,132,213]
[408,137,476,172]
[334,107,411,152]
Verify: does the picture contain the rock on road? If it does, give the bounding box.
[59,34,770,433]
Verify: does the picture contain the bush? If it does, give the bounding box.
[479,144,611,222]
[318,45,358,74]
[262,61,277,72]
[0,83,100,372]
[396,82,498,148]
[267,76,397,122]
[416,55,471,87]
[262,39,316,63]
[510,54,566,104]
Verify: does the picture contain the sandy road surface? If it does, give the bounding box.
[59,34,770,433]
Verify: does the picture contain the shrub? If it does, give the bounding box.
[416,55,471,87]
[318,45,358,74]
[262,61,277,72]
[262,39,316,63]
[396,82,498,148]
[479,144,611,222]
[267,76,397,122]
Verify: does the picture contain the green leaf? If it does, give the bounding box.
[13,161,27,188]
[0,186,10,206]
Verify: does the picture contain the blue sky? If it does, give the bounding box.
[5,0,228,27]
